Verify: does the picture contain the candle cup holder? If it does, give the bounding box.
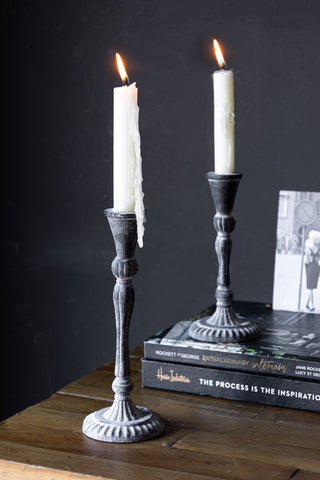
[82,209,164,443]
[189,172,260,343]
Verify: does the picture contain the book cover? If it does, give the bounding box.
[141,358,320,412]
[144,301,320,381]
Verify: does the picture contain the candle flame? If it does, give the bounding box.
[116,53,128,83]
[213,39,226,68]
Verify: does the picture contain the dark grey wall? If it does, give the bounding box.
[3,0,320,420]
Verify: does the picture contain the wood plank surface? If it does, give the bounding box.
[172,429,320,471]
[292,472,320,480]
[1,460,100,480]
[0,439,293,480]
[1,349,319,480]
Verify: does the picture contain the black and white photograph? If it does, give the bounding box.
[273,190,320,313]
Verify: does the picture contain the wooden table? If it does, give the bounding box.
[1,346,320,480]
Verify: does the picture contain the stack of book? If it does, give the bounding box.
[142,301,320,412]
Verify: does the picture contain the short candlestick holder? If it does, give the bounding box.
[189,172,260,343]
[82,209,164,443]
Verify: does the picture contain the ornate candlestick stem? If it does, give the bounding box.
[82,209,164,443]
[189,172,260,343]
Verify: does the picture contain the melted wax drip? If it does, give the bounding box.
[129,94,145,247]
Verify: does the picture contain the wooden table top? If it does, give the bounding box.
[1,345,320,480]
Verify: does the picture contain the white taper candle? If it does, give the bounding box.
[213,39,235,174]
[113,53,145,246]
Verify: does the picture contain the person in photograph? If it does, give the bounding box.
[305,230,320,311]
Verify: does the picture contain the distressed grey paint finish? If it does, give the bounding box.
[189,173,260,343]
[82,210,164,443]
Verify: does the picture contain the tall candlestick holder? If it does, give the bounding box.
[189,172,260,343]
[82,209,164,443]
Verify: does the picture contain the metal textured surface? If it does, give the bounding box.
[189,173,260,343]
[82,209,164,443]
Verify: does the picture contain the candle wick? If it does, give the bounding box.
[121,76,130,87]
[221,61,227,70]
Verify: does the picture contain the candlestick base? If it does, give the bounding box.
[188,306,260,343]
[83,399,164,443]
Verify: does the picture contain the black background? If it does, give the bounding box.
[3,0,320,420]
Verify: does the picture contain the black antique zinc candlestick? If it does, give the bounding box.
[82,209,164,443]
[189,172,260,343]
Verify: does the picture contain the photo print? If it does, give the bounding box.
[273,191,320,313]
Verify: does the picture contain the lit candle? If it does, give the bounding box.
[114,53,145,246]
[213,39,235,174]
